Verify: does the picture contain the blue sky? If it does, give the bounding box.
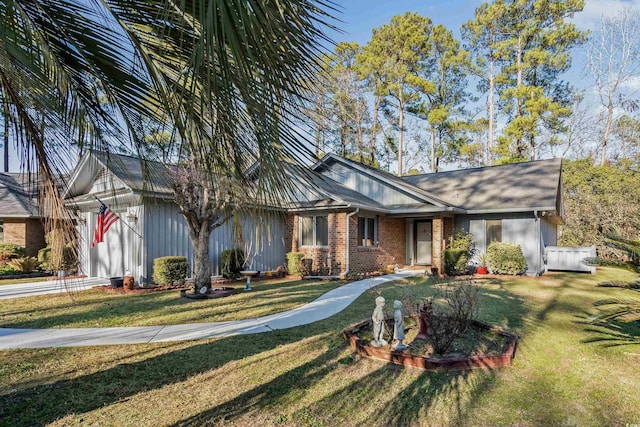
[3,0,639,172]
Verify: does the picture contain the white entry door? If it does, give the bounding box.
[415,220,432,265]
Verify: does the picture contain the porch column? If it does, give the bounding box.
[432,216,444,274]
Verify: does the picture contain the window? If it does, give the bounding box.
[357,216,377,247]
[0,220,3,242]
[486,220,502,244]
[299,215,328,247]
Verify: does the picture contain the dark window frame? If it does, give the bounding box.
[299,215,329,247]
[357,216,378,247]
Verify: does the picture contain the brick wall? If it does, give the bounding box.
[284,212,406,275]
[1,219,46,256]
[348,215,406,275]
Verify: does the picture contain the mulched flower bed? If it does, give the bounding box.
[344,317,517,371]
[179,287,242,299]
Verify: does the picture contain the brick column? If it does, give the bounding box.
[432,216,444,274]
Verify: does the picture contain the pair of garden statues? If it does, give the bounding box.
[371,296,407,350]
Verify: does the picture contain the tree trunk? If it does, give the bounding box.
[488,54,495,165]
[602,101,614,165]
[430,126,437,173]
[370,93,381,165]
[398,86,404,176]
[189,221,212,293]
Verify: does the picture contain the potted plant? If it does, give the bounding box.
[476,252,489,275]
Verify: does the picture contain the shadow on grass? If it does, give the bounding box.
[0,280,343,329]
[0,330,303,426]
[581,319,640,347]
[0,276,530,426]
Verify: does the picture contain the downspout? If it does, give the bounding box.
[341,207,359,279]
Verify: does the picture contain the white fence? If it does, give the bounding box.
[545,246,596,274]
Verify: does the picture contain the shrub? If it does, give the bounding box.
[439,280,481,334]
[0,243,25,263]
[286,252,305,276]
[153,256,188,285]
[0,264,19,276]
[37,246,77,271]
[221,248,245,279]
[444,249,469,275]
[9,257,41,273]
[429,311,459,355]
[487,242,527,275]
[445,230,474,275]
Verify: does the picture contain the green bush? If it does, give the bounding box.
[0,243,25,263]
[9,257,41,273]
[487,242,527,275]
[37,246,77,271]
[0,264,20,276]
[286,252,305,276]
[153,256,189,285]
[444,249,469,275]
[221,248,245,279]
[448,229,474,253]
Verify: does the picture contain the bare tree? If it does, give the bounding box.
[585,8,640,164]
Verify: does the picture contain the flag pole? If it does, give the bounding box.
[93,195,142,238]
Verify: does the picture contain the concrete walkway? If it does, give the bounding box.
[0,271,423,349]
[0,277,107,300]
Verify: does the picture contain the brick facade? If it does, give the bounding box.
[285,212,406,276]
[1,219,46,257]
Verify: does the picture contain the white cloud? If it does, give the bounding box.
[572,0,640,30]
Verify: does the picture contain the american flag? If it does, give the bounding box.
[91,201,119,248]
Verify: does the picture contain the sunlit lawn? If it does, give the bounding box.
[1,267,640,426]
[0,278,345,328]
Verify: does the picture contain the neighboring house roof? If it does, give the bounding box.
[402,158,563,213]
[0,173,39,218]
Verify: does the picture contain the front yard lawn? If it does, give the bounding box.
[0,278,345,328]
[1,267,640,426]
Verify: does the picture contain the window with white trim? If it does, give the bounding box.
[299,215,328,247]
[357,216,377,247]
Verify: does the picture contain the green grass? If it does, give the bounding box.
[0,278,345,328]
[1,267,640,426]
[0,276,50,286]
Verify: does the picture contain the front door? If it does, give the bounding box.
[415,220,432,265]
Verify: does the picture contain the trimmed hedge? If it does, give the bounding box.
[221,248,245,279]
[487,242,527,275]
[286,252,305,276]
[445,248,469,275]
[153,256,189,285]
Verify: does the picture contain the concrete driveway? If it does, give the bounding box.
[0,277,108,300]
[0,271,424,349]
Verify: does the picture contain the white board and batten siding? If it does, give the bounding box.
[545,246,596,274]
[79,200,286,284]
[77,205,145,281]
[143,200,286,284]
[457,213,555,276]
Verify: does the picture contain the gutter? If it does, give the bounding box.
[340,207,359,279]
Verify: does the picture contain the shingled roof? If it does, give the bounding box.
[0,173,39,217]
[402,158,563,212]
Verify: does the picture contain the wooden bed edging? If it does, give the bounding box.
[343,319,518,371]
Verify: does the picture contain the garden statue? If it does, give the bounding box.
[392,300,407,350]
[370,296,388,347]
[416,300,432,340]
